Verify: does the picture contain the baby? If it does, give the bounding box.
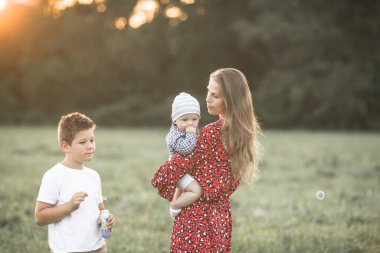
[166,92,203,219]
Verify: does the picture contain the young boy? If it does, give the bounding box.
[35,112,115,253]
[166,92,203,219]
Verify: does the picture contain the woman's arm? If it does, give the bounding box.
[151,153,196,201]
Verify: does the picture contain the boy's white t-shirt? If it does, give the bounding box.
[37,163,105,253]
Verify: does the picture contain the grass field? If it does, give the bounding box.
[0,127,379,253]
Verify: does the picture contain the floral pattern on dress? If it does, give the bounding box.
[151,120,240,253]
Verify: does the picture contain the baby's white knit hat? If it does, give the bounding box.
[171,92,200,122]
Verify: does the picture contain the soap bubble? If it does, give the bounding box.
[315,191,325,200]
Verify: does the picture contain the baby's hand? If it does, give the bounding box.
[69,192,88,211]
[185,126,196,133]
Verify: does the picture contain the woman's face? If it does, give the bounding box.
[206,77,225,117]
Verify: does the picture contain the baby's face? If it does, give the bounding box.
[174,113,200,132]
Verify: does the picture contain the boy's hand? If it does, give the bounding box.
[69,192,88,211]
[107,214,115,232]
[185,126,196,133]
[98,213,116,232]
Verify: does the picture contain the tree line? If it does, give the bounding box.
[0,0,379,129]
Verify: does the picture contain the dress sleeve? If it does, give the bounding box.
[151,152,196,201]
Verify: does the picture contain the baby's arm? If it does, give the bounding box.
[34,191,88,226]
[172,187,183,202]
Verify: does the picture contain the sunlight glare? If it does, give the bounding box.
[78,0,93,5]
[54,0,66,11]
[165,6,182,19]
[180,0,195,4]
[114,17,127,30]
[16,0,30,4]
[139,0,157,12]
[165,5,187,26]
[0,0,7,11]
[64,0,75,7]
[129,11,147,29]
[96,3,106,13]
[50,0,98,14]
[128,0,159,28]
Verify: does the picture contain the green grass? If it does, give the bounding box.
[0,127,379,253]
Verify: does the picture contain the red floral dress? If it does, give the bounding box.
[151,120,240,253]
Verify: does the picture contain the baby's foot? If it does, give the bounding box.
[169,207,181,220]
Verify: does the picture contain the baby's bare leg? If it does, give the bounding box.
[172,187,182,202]
[170,181,202,210]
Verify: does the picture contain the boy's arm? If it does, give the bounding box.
[34,191,88,226]
[151,153,194,201]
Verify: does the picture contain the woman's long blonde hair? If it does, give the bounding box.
[210,68,262,184]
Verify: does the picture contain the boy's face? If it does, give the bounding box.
[174,113,200,132]
[61,128,96,166]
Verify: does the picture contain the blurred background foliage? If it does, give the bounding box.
[0,0,379,129]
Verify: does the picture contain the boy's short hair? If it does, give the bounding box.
[58,112,96,145]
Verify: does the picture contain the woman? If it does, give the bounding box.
[151,68,261,252]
